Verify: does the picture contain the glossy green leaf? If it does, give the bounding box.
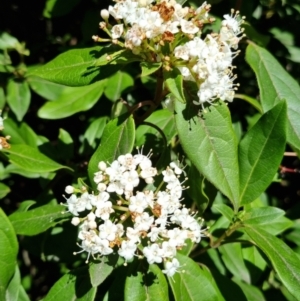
[89,254,118,287]
[164,69,186,103]
[88,114,135,188]
[136,109,176,147]
[43,268,96,301]
[262,216,293,236]
[83,116,108,148]
[14,200,36,213]
[3,144,71,173]
[104,71,134,102]
[9,204,71,236]
[125,262,168,301]
[38,80,106,119]
[0,87,5,109]
[233,279,266,301]
[0,208,18,300]
[6,265,30,301]
[168,253,225,301]
[29,46,118,86]
[56,128,74,160]
[244,226,300,298]
[0,183,10,199]
[140,62,162,77]
[246,43,300,151]
[242,245,267,284]
[242,207,285,226]
[219,243,251,284]
[6,79,31,122]
[239,101,287,204]
[28,76,66,100]
[212,204,234,222]
[43,0,81,18]
[175,101,239,209]
[187,165,217,215]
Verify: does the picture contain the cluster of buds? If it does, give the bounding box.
[64,151,206,277]
[0,111,10,150]
[93,0,245,108]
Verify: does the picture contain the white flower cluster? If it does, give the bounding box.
[174,10,244,106]
[95,0,244,108]
[64,152,206,277]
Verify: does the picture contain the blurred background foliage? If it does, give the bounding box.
[1,0,300,300]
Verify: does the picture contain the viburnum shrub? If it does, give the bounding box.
[1,0,300,300]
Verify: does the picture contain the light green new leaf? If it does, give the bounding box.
[136,109,177,146]
[233,279,266,301]
[29,45,118,86]
[219,243,251,284]
[9,204,71,236]
[175,101,239,210]
[212,204,234,222]
[246,43,300,151]
[28,76,66,101]
[6,265,30,301]
[38,80,106,119]
[88,114,135,188]
[3,144,71,173]
[244,226,300,298]
[239,101,287,204]
[0,183,10,199]
[242,207,285,226]
[89,254,118,287]
[104,71,134,102]
[140,62,162,77]
[6,79,31,121]
[0,208,18,300]
[43,268,96,301]
[83,116,108,149]
[164,69,186,103]
[125,262,168,301]
[169,253,225,301]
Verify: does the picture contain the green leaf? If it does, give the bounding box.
[262,216,293,236]
[6,265,30,301]
[242,207,285,226]
[164,69,186,103]
[89,254,118,287]
[9,204,71,236]
[0,208,18,300]
[38,80,106,119]
[3,144,71,173]
[168,253,225,301]
[219,243,251,284]
[43,268,96,301]
[187,165,217,215]
[88,114,135,188]
[212,204,234,222]
[140,62,162,77]
[239,101,287,204]
[175,101,239,210]
[43,0,81,18]
[56,128,74,160]
[6,79,31,122]
[233,279,266,301]
[244,226,300,298]
[29,45,119,86]
[245,43,300,152]
[124,262,168,301]
[104,71,134,102]
[136,109,177,147]
[83,116,108,148]
[0,87,5,109]
[27,76,66,101]
[0,183,10,199]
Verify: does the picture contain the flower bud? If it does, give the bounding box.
[71,217,80,226]
[65,185,74,194]
[100,9,109,21]
[98,161,107,171]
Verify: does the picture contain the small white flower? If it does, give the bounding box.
[118,240,137,261]
[143,243,163,264]
[180,19,199,34]
[111,24,124,39]
[162,258,180,277]
[71,217,81,226]
[65,185,74,194]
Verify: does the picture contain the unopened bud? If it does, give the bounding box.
[100,9,110,21]
[65,185,74,194]
[71,217,80,226]
[98,161,107,171]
